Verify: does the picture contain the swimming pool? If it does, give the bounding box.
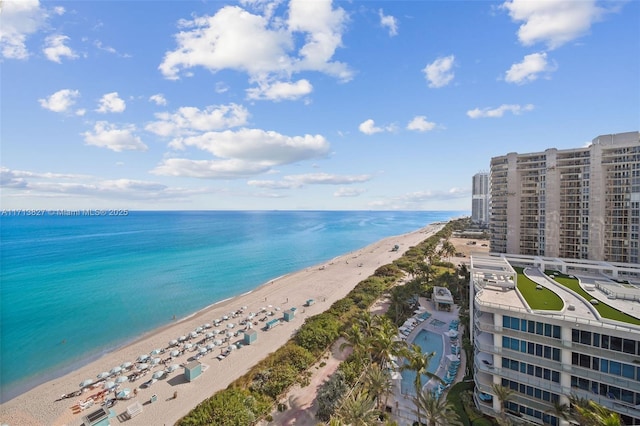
[400,329,444,395]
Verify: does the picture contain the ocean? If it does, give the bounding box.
[0,210,463,401]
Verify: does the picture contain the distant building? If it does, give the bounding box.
[472,172,490,226]
[489,131,640,263]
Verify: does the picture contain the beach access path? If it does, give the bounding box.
[0,223,443,426]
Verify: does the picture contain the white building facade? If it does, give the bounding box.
[470,253,640,425]
[472,172,490,226]
[489,131,640,263]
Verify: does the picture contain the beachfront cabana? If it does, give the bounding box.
[283,308,296,322]
[243,329,257,345]
[433,286,454,311]
[184,360,202,382]
[266,319,280,330]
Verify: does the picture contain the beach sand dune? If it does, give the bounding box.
[0,223,442,426]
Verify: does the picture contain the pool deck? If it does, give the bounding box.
[390,297,466,426]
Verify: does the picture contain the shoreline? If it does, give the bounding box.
[0,223,443,426]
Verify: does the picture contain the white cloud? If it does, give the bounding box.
[215,82,230,93]
[93,40,131,58]
[82,121,148,152]
[159,1,351,88]
[378,9,398,36]
[38,89,80,113]
[43,34,77,63]
[467,104,534,119]
[505,52,557,84]
[248,173,372,189]
[149,94,168,106]
[407,116,436,132]
[1,167,201,201]
[334,187,365,197]
[76,109,86,116]
[96,92,126,113]
[151,158,272,179]
[423,55,455,88]
[358,119,396,135]
[0,0,47,59]
[501,0,607,49]
[246,79,313,101]
[53,6,65,15]
[170,128,330,165]
[146,104,249,138]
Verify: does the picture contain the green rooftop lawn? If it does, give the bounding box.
[547,271,640,326]
[513,267,564,311]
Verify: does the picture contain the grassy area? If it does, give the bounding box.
[514,267,564,311]
[549,272,640,326]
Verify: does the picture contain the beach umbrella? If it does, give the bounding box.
[222,315,229,321]
[205,332,215,339]
[184,343,193,350]
[137,363,149,371]
[115,375,129,384]
[152,370,166,380]
[166,364,180,373]
[97,372,110,379]
[169,339,178,347]
[226,332,234,338]
[170,350,180,358]
[214,339,223,346]
[228,344,237,350]
[275,307,281,311]
[103,381,116,390]
[80,379,94,388]
[206,343,215,351]
[178,335,187,342]
[151,357,161,365]
[199,347,208,354]
[150,348,162,355]
[195,326,203,333]
[213,329,221,335]
[116,388,131,399]
[110,366,122,376]
[204,323,211,329]
[121,361,133,370]
[137,354,149,362]
[227,323,235,329]
[189,331,198,339]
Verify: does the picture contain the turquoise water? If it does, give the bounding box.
[401,329,444,395]
[0,210,463,401]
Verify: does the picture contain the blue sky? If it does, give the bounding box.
[1,0,638,211]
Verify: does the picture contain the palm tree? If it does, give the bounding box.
[545,400,570,425]
[339,323,368,359]
[401,344,441,425]
[369,316,407,368]
[491,383,514,425]
[363,364,393,412]
[412,389,462,426]
[438,240,456,262]
[337,391,379,426]
[570,396,623,426]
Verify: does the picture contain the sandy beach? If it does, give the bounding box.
[0,223,443,426]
